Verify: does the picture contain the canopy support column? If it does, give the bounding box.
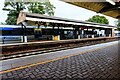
[112,28,115,37]
[77,27,80,39]
[52,24,60,41]
[21,22,27,43]
[92,29,95,38]
[81,30,84,38]
[86,27,89,38]
[57,25,60,40]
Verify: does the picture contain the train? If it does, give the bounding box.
[0,25,75,42]
[0,25,34,43]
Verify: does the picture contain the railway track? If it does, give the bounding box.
[1,37,119,60]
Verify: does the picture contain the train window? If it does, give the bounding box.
[64,31,67,34]
[11,30,21,35]
[2,30,12,35]
[42,29,53,35]
[2,28,34,36]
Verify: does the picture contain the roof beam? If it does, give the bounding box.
[98,5,120,13]
[116,15,120,18]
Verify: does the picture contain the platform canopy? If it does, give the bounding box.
[17,12,115,29]
[61,0,120,20]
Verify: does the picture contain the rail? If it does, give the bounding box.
[1,37,119,60]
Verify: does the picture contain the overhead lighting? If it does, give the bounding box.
[106,0,115,5]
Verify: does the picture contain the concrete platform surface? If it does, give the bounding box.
[0,41,119,79]
[0,41,119,71]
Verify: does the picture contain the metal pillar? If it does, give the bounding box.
[105,28,111,37]
[52,24,60,41]
[78,27,80,39]
[92,29,94,38]
[86,27,88,38]
[21,23,27,43]
[57,25,60,40]
[92,35,94,38]
[111,28,115,37]
[52,24,55,40]
[78,35,81,39]
[81,30,84,38]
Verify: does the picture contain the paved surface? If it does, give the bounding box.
[1,42,120,80]
[0,41,118,71]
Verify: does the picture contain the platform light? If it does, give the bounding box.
[106,0,115,5]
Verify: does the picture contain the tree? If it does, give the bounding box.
[117,22,120,26]
[3,1,55,25]
[117,21,120,31]
[27,2,55,16]
[3,2,26,25]
[87,15,109,24]
[0,22,6,25]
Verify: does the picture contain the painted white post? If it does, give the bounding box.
[109,34,111,37]
[92,35,94,38]
[24,36,27,42]
[21,36,23,42]
[52,35,54,40]
[58,35,60,40]
[112,28,115,37]
[82,30,84,34]
[86,35,89,38]
[78,35,80,39]
[81,30,84,38]
[21,36,27,42]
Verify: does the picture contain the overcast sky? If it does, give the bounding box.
[0,0,118,26]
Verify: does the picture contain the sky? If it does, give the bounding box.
[0,0,118,26]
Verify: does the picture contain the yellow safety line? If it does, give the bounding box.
[0,43,118,74]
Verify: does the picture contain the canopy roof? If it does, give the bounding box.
[17,12,114,29]
[61,0,120,20]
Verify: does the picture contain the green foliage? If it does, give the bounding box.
[3,0,55,25]
[117,22,120,26]
[0,22,6,25]
[3,2,26,25]
[87,15,109,24]
[117,21,120,31]
[117,28,120,31]
[27,2,55,16]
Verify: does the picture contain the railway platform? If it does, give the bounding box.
[1,37,117,56]
[0,40,119,79]
[0,37,113,47]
